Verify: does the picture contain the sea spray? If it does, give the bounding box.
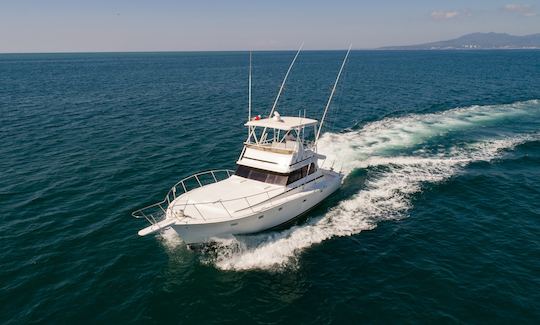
[208,136,535,271]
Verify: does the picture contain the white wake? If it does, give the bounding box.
[161,100,540,271]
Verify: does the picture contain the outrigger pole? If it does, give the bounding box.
[259,43,303,142]
[248,51,252,121]
[315,44,352,142]
[268,42,304,118]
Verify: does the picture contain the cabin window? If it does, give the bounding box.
[235,163,316,186]
[235,165,288,185]
[286,163,316,185]
[307,162,317,175]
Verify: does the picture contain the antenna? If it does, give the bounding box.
[268,42,304,118]
[248,51,252,121]
[315,44,352,142]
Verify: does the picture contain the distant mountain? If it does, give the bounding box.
[380,32,540,50]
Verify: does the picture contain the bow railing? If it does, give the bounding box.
[132,167,329,230]
[132,169,234,226]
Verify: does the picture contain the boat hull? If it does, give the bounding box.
[170,172,341,244]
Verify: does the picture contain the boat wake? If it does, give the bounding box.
[161,100,540,271]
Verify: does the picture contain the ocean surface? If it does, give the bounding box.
[1,50,539,324]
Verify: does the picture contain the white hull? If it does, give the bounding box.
[132,47,352,247]
[170,171,341,244]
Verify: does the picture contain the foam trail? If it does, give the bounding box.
[211,136,534,271]
[318,100,538,173]
[159,100,539,270]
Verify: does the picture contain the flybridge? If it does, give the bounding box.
[237,112,323,174]
[243,113,319,154]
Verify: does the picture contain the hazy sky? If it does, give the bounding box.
[0,0,539,52]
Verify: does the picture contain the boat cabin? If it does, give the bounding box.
[236,112,325,186]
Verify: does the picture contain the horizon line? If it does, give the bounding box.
[0,48,370,55]
[2,48,540,55]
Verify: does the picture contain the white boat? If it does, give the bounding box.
[133,45,351,245]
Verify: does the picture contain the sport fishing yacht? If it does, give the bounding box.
[133,45,351,244]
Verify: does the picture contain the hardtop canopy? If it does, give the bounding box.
[245,116,318,131]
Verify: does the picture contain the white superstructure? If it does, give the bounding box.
[133,45,351,245]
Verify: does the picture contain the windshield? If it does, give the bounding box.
[235,165,288,186]
[235,163,317,186]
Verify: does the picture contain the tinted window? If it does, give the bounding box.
[272,174,288,186]
[236,163,316,186]
[287,163,316,185]
[249,168,268,182]
[235,165,288,185]
[287,168,303,184]
[308,163,316,175]
[235,165,251,178]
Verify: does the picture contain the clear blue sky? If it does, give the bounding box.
[0,0,538,52]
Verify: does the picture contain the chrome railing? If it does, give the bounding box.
[132,169,234,227]
[172,186,287,221]
[132,167,330,229]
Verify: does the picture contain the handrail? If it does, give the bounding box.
[132,178,286,219]
[132,168,327,228]
[168,169,234,201]
[132,169,234,224]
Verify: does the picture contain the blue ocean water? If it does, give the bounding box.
[1,50,539,323]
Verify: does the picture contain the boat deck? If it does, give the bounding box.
[168,175,283,222]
